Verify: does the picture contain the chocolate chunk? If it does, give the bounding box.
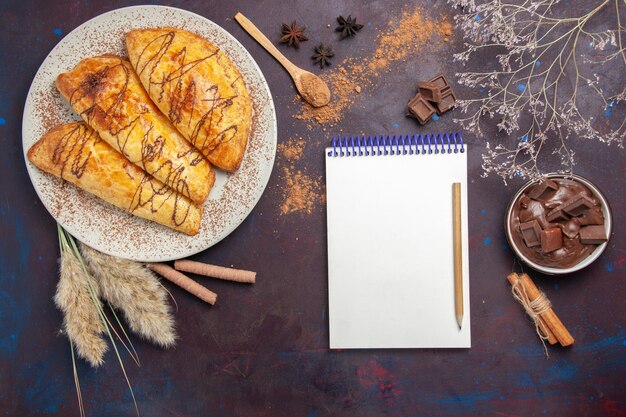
[520,195,531,209]
[518,199,552,228]
[546,206,569,222]
[434,89,457,114]
[536,216,555,230]
[561,218,581,239]
[418,81,450,103]
[579,225,607,244]
[560,193,596,217]
[544,200,562,210]
[406,93,436,124]
[518,210,533,224]
[429,74,450,89]
[540,228,563,253]
[510,177,607,268]
[520,220,542,247]
[526,179,559,201]
[578,207,604,226]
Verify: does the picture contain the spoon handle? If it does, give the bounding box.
[234,13,299,76]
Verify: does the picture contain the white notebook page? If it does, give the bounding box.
[326,141,471,348]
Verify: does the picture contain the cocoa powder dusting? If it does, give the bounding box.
[280,167,324,216]
[278,136,306,162]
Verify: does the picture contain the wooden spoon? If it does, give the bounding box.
[235,12,331,108]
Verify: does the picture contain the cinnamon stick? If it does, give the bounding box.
[148,263,217,305]
[174,260,256,283]
[507,272,574,346]
[507,273,557,345]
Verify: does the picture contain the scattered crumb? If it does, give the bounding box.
[355,86,361,93]
[280,167,324,216]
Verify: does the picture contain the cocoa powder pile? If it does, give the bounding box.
[299,72,331,107]
[280,167,324,216]
[278,136,306,162]
[277,136,325,216]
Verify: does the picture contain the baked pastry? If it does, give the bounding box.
[28,123,202,235]
[125,28,252,172]
[56,55,214,204]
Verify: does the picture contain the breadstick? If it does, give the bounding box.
[174,260,256,283]
[148,263,217,305]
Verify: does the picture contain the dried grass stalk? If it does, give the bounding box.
[80,243,176,348]
[54,249,108,367]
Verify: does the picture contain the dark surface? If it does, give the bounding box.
[1,1,625,416]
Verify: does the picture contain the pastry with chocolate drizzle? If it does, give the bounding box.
[28,123,202,235]
[56,55,214,205]
[125,28,252,172]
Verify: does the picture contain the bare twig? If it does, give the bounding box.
[450,0,625,181]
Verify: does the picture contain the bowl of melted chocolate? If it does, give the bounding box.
[506,174,612,274]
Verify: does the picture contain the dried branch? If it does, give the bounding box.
[450,0,625,181]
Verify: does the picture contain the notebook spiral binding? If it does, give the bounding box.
[327,133,464,157]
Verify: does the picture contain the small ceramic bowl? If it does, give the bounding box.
[505,173,612,275]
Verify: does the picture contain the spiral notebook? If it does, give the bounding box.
[325,133,471,349]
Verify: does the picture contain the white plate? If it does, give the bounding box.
[22,6,277,262]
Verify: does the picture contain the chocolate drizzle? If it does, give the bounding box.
[129,170,192,227]
[53,123,97,179]
[49,123,193,228]
[131,31,240,160]
[63,56,205,202]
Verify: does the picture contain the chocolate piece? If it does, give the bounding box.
[510,177,605,268]
[518,206,534,223]
[418,81,451,103]
[417,81,441,90]
[560,193,596,217]
[520,220,542,247]
[546,206,569,222]
[536,215,554,230]
[518,199,552,229]
[429,73,450,89]
[561,218,581,239]
[434,89,457,114]
[579,225,607,244]
[544,200,562,210]
[520,212,552,230]
[520,195,531,209]
[540,228,563,253]
[578,207,604,225]
[406,93,436,124]
[526,179,559,201]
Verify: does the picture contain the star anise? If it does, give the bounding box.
[335,15,364,39]
[311,43,334,68]
[279,21,308,48]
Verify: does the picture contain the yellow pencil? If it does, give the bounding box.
[452,182,464,329]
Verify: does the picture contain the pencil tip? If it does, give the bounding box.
[456,315,463,329]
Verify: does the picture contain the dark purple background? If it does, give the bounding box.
[1,1,624,416]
